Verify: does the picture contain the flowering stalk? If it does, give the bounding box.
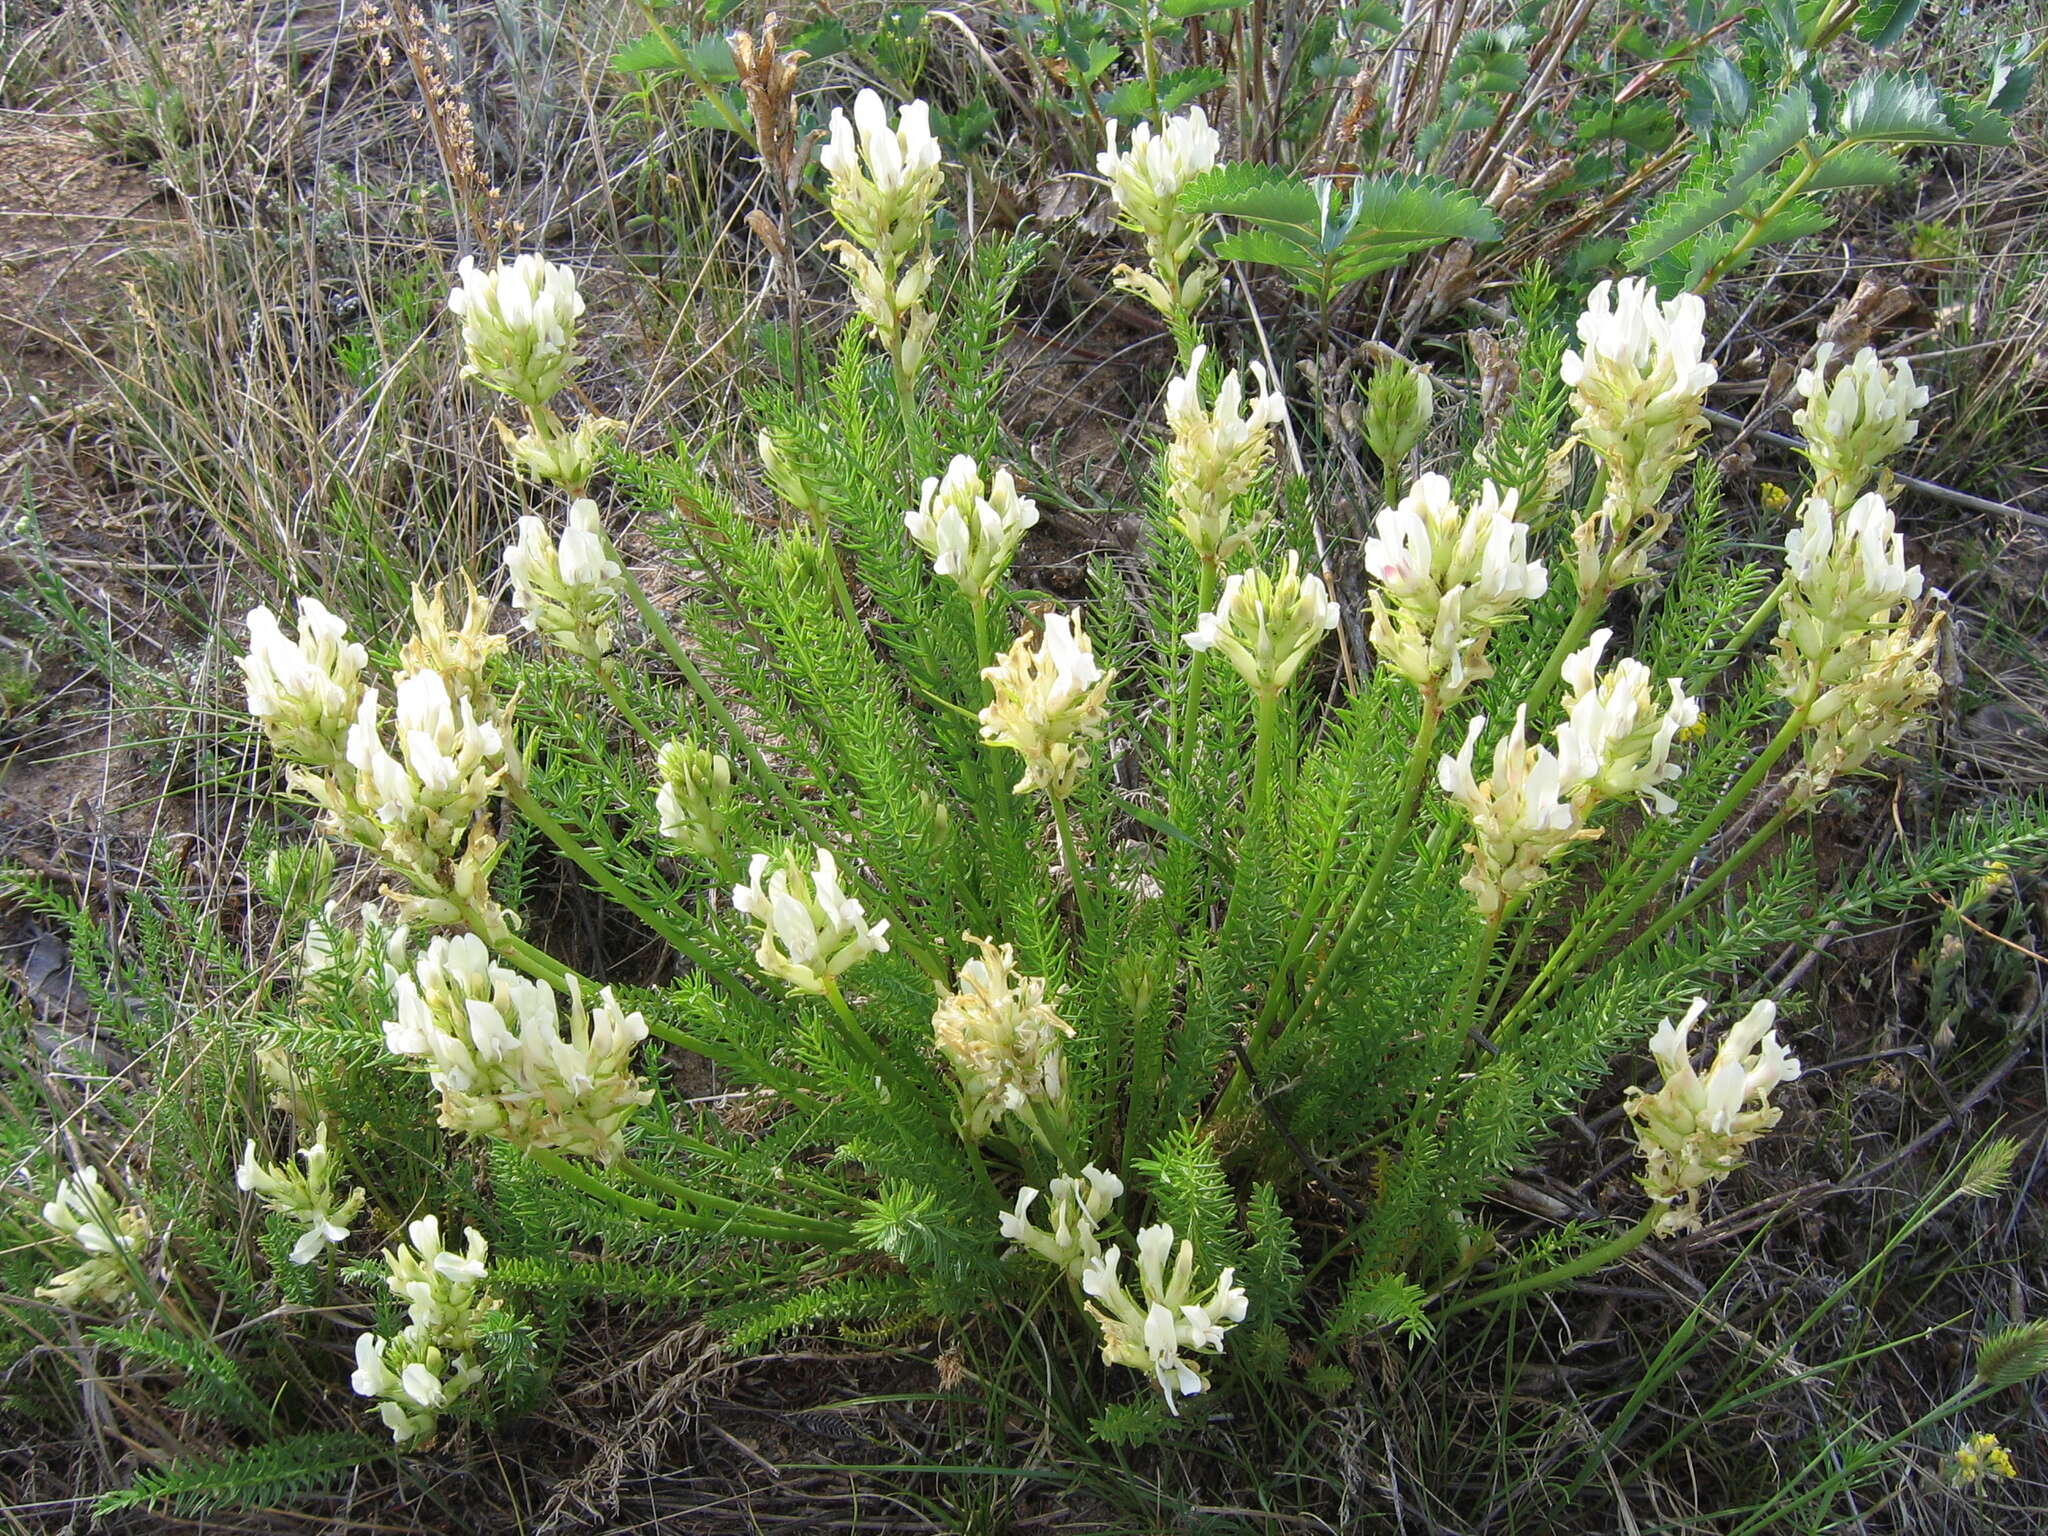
[931,934,1075,1153]
[236,1122,366,1264]
[1792,343,1928,510]
[503,498,626,666]
[1081,1224,1249,1412]
[820,89,944,406]
[36,1168,151,1310]
[1096,107,1222,350]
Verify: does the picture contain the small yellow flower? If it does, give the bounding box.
[1951,1431,2017,1489]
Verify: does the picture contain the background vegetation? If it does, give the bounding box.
[0,0,2044,1530]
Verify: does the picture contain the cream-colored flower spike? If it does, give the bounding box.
[35,1168,151,1309]
[1438,708,1598,919]
[504,498,625,662]
[932,934,1075,1144]
[1097,107,1221,319]
[905,454,1041,602]
[1562,277,1717,597]
[1774,492,1942,808]
[820,89,944,391]
[242,598,368,769]
[351,1330,484,1445]
[381,1215,495,1345]
[1082,1224,1249,1413]
[1624,997,1801,1236]
[447,254,586,407]
[655,738,734,860]
[1185,551,1340,701]
[1163,344,1286,561]
[353,1215,497,1443]
[1364,473,1546,704]
[979,610,1114,798]
[999,1165,1123,1280]
[237,1122,367,1264]
[732,846,892,994]
[1792,344,1929,509]
[1556,629,1700,816]
[383,935,653,1162]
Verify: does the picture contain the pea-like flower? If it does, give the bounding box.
[820,90,944,392]
[655,738,734,860]
[1555,629,1700,816]
[236,1121,367,1264]
[351,1330,485,1445]
[397,581,507,718]
[1773,493,1943,809]
[978,610,1114,799]
[1562,278,1717,596]
[35,1168,151,1310]
[1792,343,1928,509]
[758,427,824,520]
[731,846,892,994]
[999,1165,1124,1280]
[352,1216,499,1444]
[1163,345,1285,561]
[383,935,652,1162]
[499,413,622,494]
[241,598,368,769]
[504,497,625,663]
[1364,474,1546,704]
[1185,551,1339,701]
[1081,1224,1248,1412]
[447,254,586,407]
[932,934,1074,1144]
[1097,107,1221,320]
[1438,708,1597,919]
[904,454,1041,603]
[1623,997,1801,1236]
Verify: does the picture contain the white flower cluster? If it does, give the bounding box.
[35,1168,151,1310]
[246,585,519,943]
[1083,1224,1248,1413]
[1185,551,1339,701]
[978,610,1114,799]
[904,454,1040,604]
[241,598,368,770]
[820,89,945,392]
[1163,345,1286,562]
[1562,278,1717,597]
[732,846,892,995]
[351,1216,498,1444]
[654,737,734,861]
[1623,998,1801,1236]
[998,1165,1123,1280]
[383,935,652,1162]
[1557,629,1700,816]
[1097,107,1221,321]
[447,254,585,408]
[1773,492,1942,808]
[236,1122,366,1264]
[1364,474,1547,704]
[1440,630,1701,916]
[932,935,1074,1144]
[1438,707,1597,920]
[296,897,410,990]
[1792,343,1928,509]
[504,498,625,663]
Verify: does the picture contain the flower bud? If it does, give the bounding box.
[1362,356,1435,477]
[498,413,621,493]
[1184,551,1339,700]
[655,738,734,859]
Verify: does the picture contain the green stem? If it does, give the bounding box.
[1523,585,1607,725]
[1047,791,1102,945]
[1495,704,1811,1037]
[1172,559,1221,807]
[525,1146,848,1246]
[1435,1209,1660,1319]
[614,1156,849,1242]
[1723,576,1785,661]
[821,977,944,1124]
[1612,802,1798,971]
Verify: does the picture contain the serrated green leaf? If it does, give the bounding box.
[1837,73,1965,143]
[1728,89,1815,185]
[611,30,683,73]
[1986,44,2038,114]
[1854,0,1923,48]
[1805,145,1905,191]
[1941,95,2013,147]
[1214,228,1323,291]
[1158,66,1226,113]
[1181,164,1323,231]
[1751,195,1830,246]
[1622,166,1747,269]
